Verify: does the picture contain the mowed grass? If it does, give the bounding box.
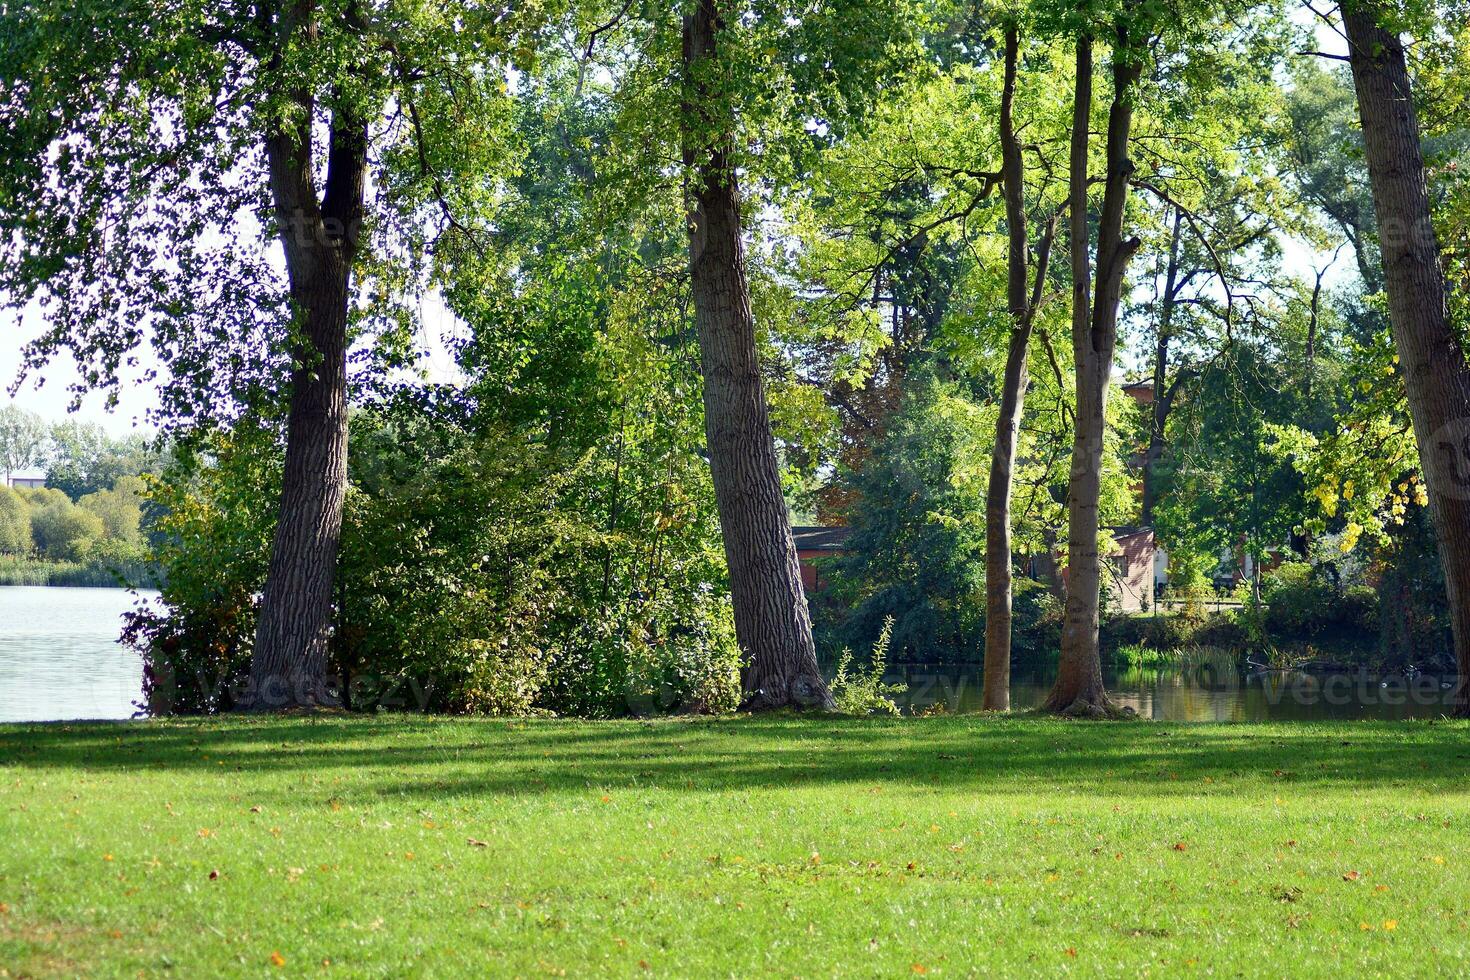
[3,716,1470,977]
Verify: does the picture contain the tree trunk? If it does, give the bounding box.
[682,0,832,711]
[243,56,367,709]
[1045,29,1141,717]
[1345,6,1470,715]
[983,26,1056,711]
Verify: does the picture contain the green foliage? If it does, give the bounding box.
[79,475,146,550]
[829,616,907,715]
[45,423,152,501]
[0,0,554,429]
[819,371,989,662]
[24,487,104,561]
[338,412,741,717]
[130,396,742,718]
[1260,561,1377,649]
[0,486,30,555]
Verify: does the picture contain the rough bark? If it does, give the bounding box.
[682,0,832,711]
[1044,30,1141,717]
[242,7,367,709]
[1345,7,1470,715]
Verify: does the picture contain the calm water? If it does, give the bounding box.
[889,659,1462,721]
[0,587,150,723]
[0,587,1461,722]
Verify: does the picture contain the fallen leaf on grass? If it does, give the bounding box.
[270,951,286,967]
[208,869,220,881]
[1384,920,1398,931]
[467,838,489,848]
[1172,843,1188,852]
[1342,871,1362,881]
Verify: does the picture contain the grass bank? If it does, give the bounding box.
[3,715,1469,976]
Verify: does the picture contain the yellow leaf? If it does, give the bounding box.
[270,951,286,967]
[1383,920,1398,931]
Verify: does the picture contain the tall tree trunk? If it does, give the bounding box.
[243,37,367,708]
[982,26,1055,711]
[1045,29,1142,717]
[682,0,832,711]
[1345,6,1470,715]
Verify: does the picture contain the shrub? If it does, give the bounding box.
[26,488,105,560]
[130,411,742,718]
[829,616,907,715]
[0,486,30,554]
[80,475,146,548]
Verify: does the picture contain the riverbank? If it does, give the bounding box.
[3,715,1469,974]
[0,555,153,588]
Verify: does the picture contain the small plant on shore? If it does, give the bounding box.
[829,616,907,715]
[1110,643,1178,669]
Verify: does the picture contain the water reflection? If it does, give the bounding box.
[0,587,148,723]
[891,658,1461,721]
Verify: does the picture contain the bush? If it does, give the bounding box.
[829,616,907,715]
[0,486,30,554]
[129,410,742,718]
[80,475,146,548]
[26,488,105,560]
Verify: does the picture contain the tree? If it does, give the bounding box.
[982,23,1061,711]
[0,486,30,554]
[829,370,991,661]
[80,475,146,548]
[45,421,149,500]
[0,2,549,709]
[0,405,46,483]
[680,0,832,709]
[1045,23,1144,716]
[1343,1,1470,714]
[25,487,104,560]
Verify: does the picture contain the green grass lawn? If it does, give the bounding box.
[3,715,1470,976]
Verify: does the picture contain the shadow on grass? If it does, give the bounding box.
[3,715,1469,801]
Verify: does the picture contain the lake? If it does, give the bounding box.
[0,587,1461,722]
[889,659,1462,721]
[0,586,150,723]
